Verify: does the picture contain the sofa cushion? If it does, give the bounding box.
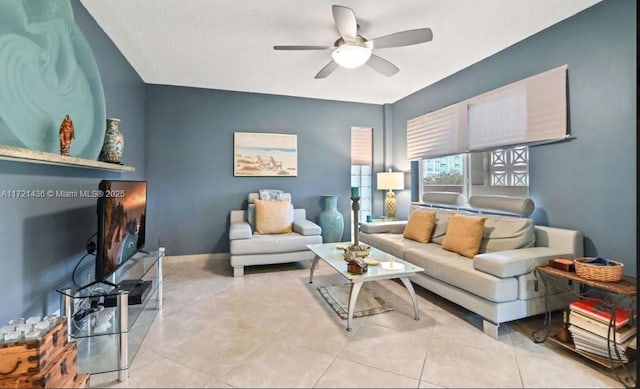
[359,232,425,259]
[404,245,518,303]
[403,209,436,243]
[479,216,535,253]
[442,214,487,258]
[255,199,293,234]
[430,210,453,245]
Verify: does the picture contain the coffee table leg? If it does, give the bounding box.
[347,282,363,331]
[400,277,420,320]
[309,255,320,284]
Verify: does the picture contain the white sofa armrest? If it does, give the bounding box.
[473,247,575,278]
[360,221,407,234]
[534,226,583,257]
[293,219,321,236]
[230,221,252,240]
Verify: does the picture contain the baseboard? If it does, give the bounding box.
[165,252,230,262]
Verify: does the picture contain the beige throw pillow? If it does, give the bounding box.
[403,209,436,243]
[442,214,487,258]
[255,199,293,234]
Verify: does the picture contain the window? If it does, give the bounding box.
[351,165,372,221]
[420,146,529,204]
[421,154,464,195]
[351,127,373,227]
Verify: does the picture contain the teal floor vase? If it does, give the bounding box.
[318,195,344,243]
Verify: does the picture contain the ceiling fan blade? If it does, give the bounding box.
[314,60,339,79]
[332,5,357,41]
[366,54,399,77]
[366,28,433,49]
[273,45,333,51]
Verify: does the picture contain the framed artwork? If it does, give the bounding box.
[234,132,298,176]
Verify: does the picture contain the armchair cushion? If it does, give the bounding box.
[230,221,252,240]
[255,199,293,234]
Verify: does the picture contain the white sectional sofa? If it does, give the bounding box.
[359,200,582,338]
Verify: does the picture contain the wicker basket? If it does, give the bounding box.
[574,257,624,282]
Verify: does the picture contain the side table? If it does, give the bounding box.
[532,265,636,388]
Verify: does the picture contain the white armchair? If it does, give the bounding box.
[229,192,322,277]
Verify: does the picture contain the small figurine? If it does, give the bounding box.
[59,114,75,156]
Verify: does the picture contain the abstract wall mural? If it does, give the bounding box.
[0,0,106,159]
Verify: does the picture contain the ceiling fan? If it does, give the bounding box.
[273,5,433,79]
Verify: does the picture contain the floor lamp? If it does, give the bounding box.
[377,169,405,220]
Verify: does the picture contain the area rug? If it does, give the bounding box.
[318,284,393,320]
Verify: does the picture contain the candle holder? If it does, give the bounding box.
[347,196,370,257]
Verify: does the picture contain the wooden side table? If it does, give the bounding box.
[533,265,636,388]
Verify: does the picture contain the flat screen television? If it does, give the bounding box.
[94,180,147,285]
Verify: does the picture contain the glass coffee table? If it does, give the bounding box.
[307,243,424,331]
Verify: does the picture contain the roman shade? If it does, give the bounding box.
[468,65,568,151]
[406,65,569,160]
[406,103,467,160]
[351,127,372,166]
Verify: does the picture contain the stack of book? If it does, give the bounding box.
[567,299,636,362]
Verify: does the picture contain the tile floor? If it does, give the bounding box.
[92,256,634,388]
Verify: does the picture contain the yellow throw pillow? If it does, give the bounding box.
[255,199,293,234]
[442,214,487,258]
[403,209,436,243]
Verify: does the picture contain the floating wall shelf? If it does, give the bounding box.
[0,144,135,172]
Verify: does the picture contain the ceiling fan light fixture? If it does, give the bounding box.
[331,44,372,69]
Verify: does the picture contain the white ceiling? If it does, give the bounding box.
[79,0,601,105]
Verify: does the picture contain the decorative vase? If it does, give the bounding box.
[99,118,124,163]
[318,195,344,243]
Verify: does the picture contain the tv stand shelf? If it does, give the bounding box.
[56,248,164,382]
[0,144,135,172]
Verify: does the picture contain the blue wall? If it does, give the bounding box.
[0,1,146,323]
[144,86,384,254]
[1,0,635,324]
[391,0,636,274]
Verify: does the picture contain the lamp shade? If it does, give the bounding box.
[377,171,404,190]
[331,44,372,69]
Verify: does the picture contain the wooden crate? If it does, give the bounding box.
[59,372,90,389]
[0,319,68,378]
[0,342,78,388]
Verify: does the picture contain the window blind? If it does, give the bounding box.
[406,64,568,159]
[351,127,372,166]
[406,103,467,160]
[468,65,568,151]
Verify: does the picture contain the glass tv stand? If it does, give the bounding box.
[56,247,164,382]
